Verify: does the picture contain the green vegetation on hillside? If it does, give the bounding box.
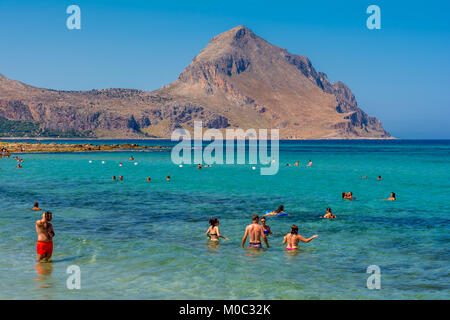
[0,117,93,138]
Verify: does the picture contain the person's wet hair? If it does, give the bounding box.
[209,217,218,227]
[34,202,39,207]
[391,192,396,198]
[342,192,346,199]
[44,211,52,219]
[291,224,298,235]
[275,205,284,213]
[252,214,259,221]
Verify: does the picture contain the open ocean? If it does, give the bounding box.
[0,139,449,299]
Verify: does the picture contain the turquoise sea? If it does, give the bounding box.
[0,139,449,299]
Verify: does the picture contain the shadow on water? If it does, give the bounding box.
[51,255,83,263]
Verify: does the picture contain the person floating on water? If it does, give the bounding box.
[166,175,171,181]
[377,175,382,181]
[36,211,55,262]
[119,176,123,181]
[242,215,269,248]
[16,162,22,168]
[384,192,396,201]
[294,161,299,167]
[147,176,151,182]
[260,217,272,236]
[323,208,336,219]
[119,162,123,167]
[129,156,134,161]
[283,224,318,250]
[32,202,42,211]
[205,218,230,242]
[264,205,285,216]
[307,160,312,167]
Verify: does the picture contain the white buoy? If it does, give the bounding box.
[179,164,183,167]
[252,166,256,170]
[101,161,105,164]
[88,160,92,163]
[134,162,138,165]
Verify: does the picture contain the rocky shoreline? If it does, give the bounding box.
[0,141,170,154]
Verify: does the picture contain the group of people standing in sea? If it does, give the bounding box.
[206,214,318,250]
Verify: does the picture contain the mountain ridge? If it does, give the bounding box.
[0,25,391,139]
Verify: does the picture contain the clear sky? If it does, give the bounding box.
[0,0,449,138]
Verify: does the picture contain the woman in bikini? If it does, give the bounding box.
[260,217,272,236]
[205,218,229,242]
[282,224,318,250]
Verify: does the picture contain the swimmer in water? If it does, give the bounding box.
[361,175,368,179]
[198,164,202,170]
[283,224,318,250]
[323,208,336,219]
[307,160,312,167]
[384,192,396,201]
[112,176,117,181]
[147,177,151,182]
[129,156,134,161]
[36,211,55,262]
[205,218,229,242]
[242,215,269,248]
[260,217,272,236]
[166,175,171,181]
[119,162,123,167]
[119,176,123,181]
[294,161,299,167]
[377,175,382,181]
[16,163,22,168]
[345,192,355,200]
[286,163,291,166]
[264,205,285,216]
[32,202,42,211]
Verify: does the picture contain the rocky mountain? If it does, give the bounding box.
[0,26,390,139]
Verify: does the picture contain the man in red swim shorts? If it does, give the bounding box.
[36,211,55,262]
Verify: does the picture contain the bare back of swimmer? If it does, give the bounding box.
[241,215,269,248]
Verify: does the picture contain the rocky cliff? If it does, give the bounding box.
[0,26,390,139]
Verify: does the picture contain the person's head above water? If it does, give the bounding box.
[290,224,298,235]
[275,205,284,213]
[391,192,396,198]
[34,202,39,208]
[252,214,259,223]
[260,217,266,224]
[209,217,219,227]
[42,211,52,221]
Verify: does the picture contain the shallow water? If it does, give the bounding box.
[0,140,449,299]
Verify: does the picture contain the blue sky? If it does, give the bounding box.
[0,0,449,138]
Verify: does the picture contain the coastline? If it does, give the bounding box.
[0,141,170,154]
